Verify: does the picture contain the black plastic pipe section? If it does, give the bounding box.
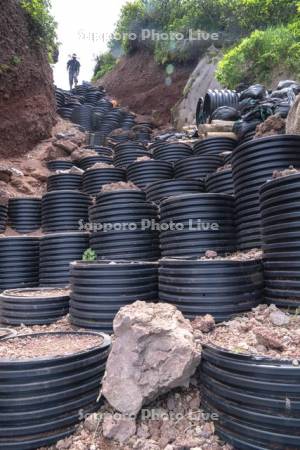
[151,142,193,163]
[174,156,223,180]
[159,193,236,257]
[113,148,152,169]
[193,137,237,157]
[232,135,300,249]
[39,232,90,287]
[201,89,239,123]
[159,259,263,321]
[0,204,8,232]
[77,155,113,170]
[0,288,70,325]
[82,167,126,195]
[145,180,205,204]
[0,237,39,290]
[8,198,41,233]
[260,173,300,308]
[41,190,91,233]
[70,261,158,332]
[200,345,300,450]
[47,173,82,192]
[47,160,74,171]
[90,190,160,260]
[206,169,234,195]
[0,331,110,450]
[126,160,173,189]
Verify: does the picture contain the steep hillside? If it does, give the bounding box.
[0,0,56,158]
[96,50,195,125]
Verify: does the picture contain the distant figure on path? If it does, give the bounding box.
[67,53,80,90]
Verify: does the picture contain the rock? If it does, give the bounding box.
[71,148,98,162]
[0,189,9,206]
[54,139,78,154]
[84,413,99,432]
[205,250,218,258]
[192,315,215,333]
[133,439,161,450]
[69,166,84,175]
[10,175,34,195]
[102,301,201,416]
[254,327,285,351]
[199,422,215,438]
[86,162,113,171]
[102,181,140,192]
[45,143,70,160]
[30,169,49,183]
[159,420,176,447]
[146,418,161,441]
[135,156,152,162]
[137,423,150,439]
[173,438,204,450]
[269,309,290,326]
[286,94,300,134]
[11,168,24,177]
[56,437,73,449]
[0,165,12,183]
[102,414,136,443]
[172,51,221,130]
[188,390,201,410]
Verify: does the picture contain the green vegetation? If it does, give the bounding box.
[82,248,97,261]
[94,0,299,82]
[93,52,117,81]
[10,55,22,66]
[0,64,10,75]
[216,26,300,88]
[20,0,58,61]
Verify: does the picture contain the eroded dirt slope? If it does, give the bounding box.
[96,50,195,126]
[0,0,56,158]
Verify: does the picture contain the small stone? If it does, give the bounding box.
[204,250,217,258]
[200,422,214,438]
[84,413,99,432]
[102,414,136,443]
[54,139,78,154]
[269,310,290,326]
[188,390,201,410]
[192,315,215,333]
[292,359,299,366]
[255,344,267,353]
[136,423,150,439]
[56,437,73,449]
[159,420,176,447]
[254,328,285,351]
[133,439,161,450]
[0,165,12,183]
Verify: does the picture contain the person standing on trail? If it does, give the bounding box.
[67,53,80,90]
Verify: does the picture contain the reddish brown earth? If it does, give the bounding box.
[0,0,56,158]
[0,118,86,207]
[97,50,195,126]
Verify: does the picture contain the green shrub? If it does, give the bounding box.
[94,0,298,73]
[20,0,58,61]
[93,52,117,81]
[216,26,300,88]
[82,248,97,261]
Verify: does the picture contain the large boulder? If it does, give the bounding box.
[102,301,201,416]
[172,48,221,129]
[286,94,300,134]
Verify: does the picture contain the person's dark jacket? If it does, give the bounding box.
[67,59,80,74]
